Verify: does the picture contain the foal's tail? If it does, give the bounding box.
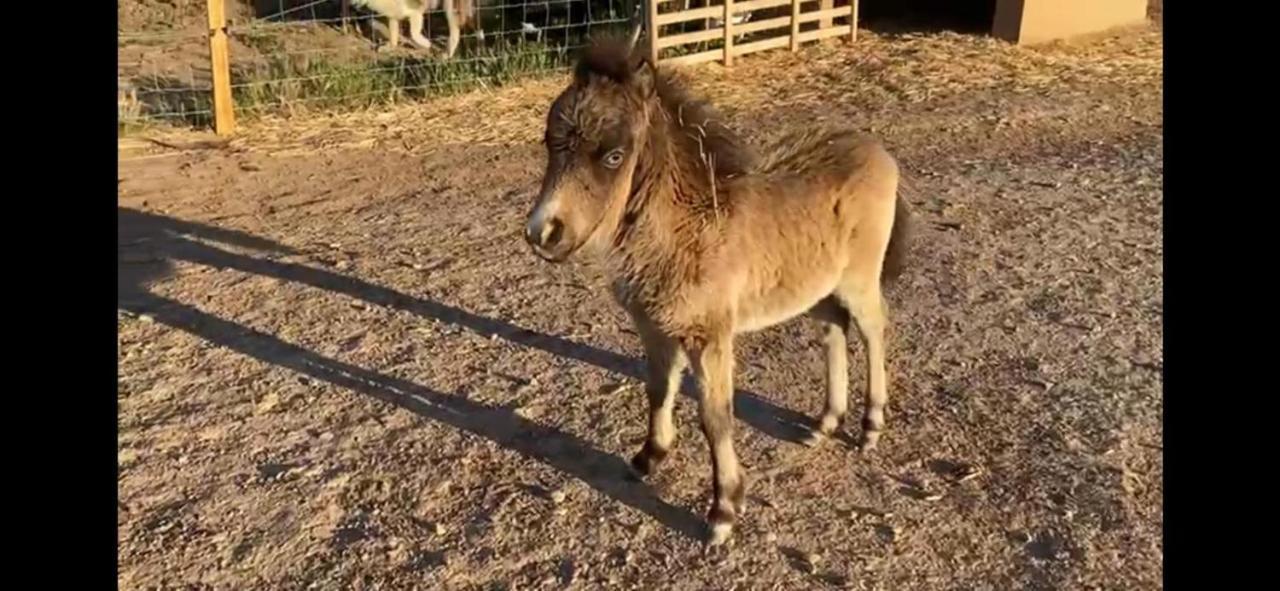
[881,193,913,283]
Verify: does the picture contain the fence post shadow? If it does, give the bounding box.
[118,207,818,445]
[120,217,706,541]
[119,207,820,539]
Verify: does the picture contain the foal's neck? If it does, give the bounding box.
[604,112,719,294]
[631,104,723,220]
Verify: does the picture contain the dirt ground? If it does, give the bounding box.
[117,23,1163,591]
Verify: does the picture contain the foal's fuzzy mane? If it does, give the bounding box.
[575,36,640,86]
[575,38,758,184]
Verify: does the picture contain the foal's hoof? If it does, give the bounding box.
[859,417,883,453]
[706,518,735,547]
[627,455,653,479]
[858,431,881,453]
[705,494,744,547]
[628,445,667,479]
[803,414,843,447]
[800,430,828,448]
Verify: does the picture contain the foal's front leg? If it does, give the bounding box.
[688,333,745,546]
[630,325,686,476]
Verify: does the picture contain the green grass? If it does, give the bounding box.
[119,75,213,135]
[118,20,640,134]
[231,40,576,117]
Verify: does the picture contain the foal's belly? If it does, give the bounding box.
[734,270,842,334]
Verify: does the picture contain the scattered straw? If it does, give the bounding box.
[129,28,1162,158]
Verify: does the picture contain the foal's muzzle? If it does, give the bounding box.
[525,206,570,262]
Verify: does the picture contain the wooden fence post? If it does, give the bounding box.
[790,0,801,51]
[723,0,735,66]
[646,0,660,65]
[820,0,833,29]
[850,0,859,42]
[207,0,236,136]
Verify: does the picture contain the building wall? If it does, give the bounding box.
[993,0,1150,44]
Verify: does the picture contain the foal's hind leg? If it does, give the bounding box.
[630,323,686,476]
[837,281,891,452]
[802,296,852,447]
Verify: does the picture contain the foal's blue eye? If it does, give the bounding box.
[602,149,625,168]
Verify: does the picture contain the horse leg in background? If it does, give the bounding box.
[373,17,402,52]
[472,0,485,45]
[443,0,461,58]
[407,10,434,50]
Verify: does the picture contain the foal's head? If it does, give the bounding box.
[524,38,657,262]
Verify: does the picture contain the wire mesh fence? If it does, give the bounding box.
[117,0,865,134]
[118,0,639,133]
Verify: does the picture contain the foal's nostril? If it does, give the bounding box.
[541,218,565,250]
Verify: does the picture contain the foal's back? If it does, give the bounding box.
[712,129,901,333]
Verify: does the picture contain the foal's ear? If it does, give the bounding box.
[627,20,644,51]
[626,27,657,97]
[630,56,657,98]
